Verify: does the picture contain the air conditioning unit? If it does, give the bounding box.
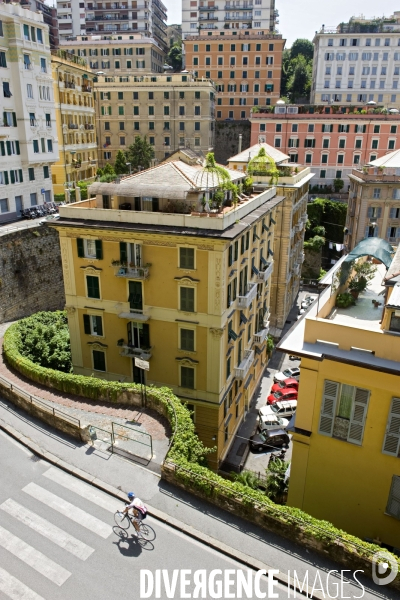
[287,106,299,114]
[258,135,266,143]
[274,106,286,114]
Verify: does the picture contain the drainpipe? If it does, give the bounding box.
[238,134,242,154]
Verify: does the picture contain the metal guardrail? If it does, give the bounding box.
[0,374,80,427]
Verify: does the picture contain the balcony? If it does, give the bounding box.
[256,261,273,284]
[199,5,219,9]
[199,15,219,20]
[253,328,268,347]
[84,123,94,129]
[119,344,152,361]
[301,214,308,224]
[82,86,92,93]
[118,310,150,322]
[237,281,257,309]
[224,4,252,8]
[234,349,254,380]
[114,264,150,279]
[388,237,400,244]
[65,81,76,89]
[68,123,79,129]
[224,14,252,20]
[293,263,301,276]
[294,220,304,233]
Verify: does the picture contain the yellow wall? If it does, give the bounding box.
[288,356,400,547]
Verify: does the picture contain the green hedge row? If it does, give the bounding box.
[3,319,400,580]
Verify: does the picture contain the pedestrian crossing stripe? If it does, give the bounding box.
[0,523,71,586]
[0,498,94,561]
[43,467,118,513]
[23,482,111,539]
[0,566,45,600]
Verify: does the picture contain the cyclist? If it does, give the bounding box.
[123,492,147,536]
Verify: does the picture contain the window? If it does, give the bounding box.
[28,167,35,181]
[77,238,103,260]
[180,247,194,270]
[47,139,53,152]
[180,329,194,352]
[319,380,370,445]
[0,198,8,213]
[194,106,200,116]
[337,154,344,164]
[180,287,195,312]
[322,124,333,133]
[84,314,103,337]
[93,350,106,372]
[373,188,381,199]
[371,139,379,150]
[338,124,350,133]
[3,112,16,127]
[388,140,396,150]
[23,23,30,40]
[355,139,362,149]
[30,193,37,206]
[40,58,47,73]
[354,155,360,165]
[181,366,194,390]
[0,52,6,68]
[86,275,100,299]
[164,106,169,116]
[118,106,124,115]
[323,139,330,149]
[305,154,312,164]
[43,166,49,179]
[320,170,326,179]
[339,138,346,148]
[33,140,39,153]
[321,154,328,164]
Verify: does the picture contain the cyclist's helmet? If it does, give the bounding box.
[127,492,135,500]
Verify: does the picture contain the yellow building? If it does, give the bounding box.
[227,143,313,334]
[50,157,287,469]
[51,49,98,196]
[278,238,400,551]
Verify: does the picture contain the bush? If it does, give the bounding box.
[335,293,355,308]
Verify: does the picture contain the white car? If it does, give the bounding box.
[258,405,289,431]
[301,295,317,309]
[273,367,300,383]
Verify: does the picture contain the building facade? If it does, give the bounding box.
[0,4,58,223]
[166,23,182,48]
[181,0,278,39]
[95,72,216,165]
[50,159,284,468]
[28,0,59,49]
[346,150,400,250]
[51,49,97,196]
[184,30,284,120]
[278,243,400,551]
[59,34,165,75]
[227,143,312,332]
[250,105,400,188]
[312,13,400,108]
[57,0,168,53]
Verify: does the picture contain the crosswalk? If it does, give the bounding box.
[0,466,119,599]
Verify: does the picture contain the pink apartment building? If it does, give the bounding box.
[250,106,400,189]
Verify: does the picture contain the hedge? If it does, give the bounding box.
[3,320,400,583]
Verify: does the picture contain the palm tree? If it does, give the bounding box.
[265,459,289,503]
[194,153,230,212]
[231,470,260,490]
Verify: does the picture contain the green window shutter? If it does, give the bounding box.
[87,275,100,299]
[93,350,106,371]
[77,238,84,257]
[127,322,132,346]
[347,387,369,445]
[228,245,233,267]
[10,170,15,184]
[142,323,150,348]
[318,380,339,436]
[382,397,400,456]
[95,316,103,336]
[180,287,194,312]
[6,141,11,155]
[128,280,143,310]
[0,141,4,156]
[3,112,6,126]
[83,314,91,334]
[12,113,17,127]
[16,141,20,155]
[120,241,127,263]
[19,169,23,182]
[4,171,8,185]
[95,239,103,260]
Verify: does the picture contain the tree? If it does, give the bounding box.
[286,55,312,101]
[97,163,116,183]
[167,42,183,72]
[290,38,314,62]
[114,150,128,175]
[125,136,155,171]
[266,459,289,504]
[333,178,344,193]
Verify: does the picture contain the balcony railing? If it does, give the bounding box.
[237,281,257,309]
[388,237,400,244]
[119,344,152,360]
[84,123,94,129]
[253,328,268,347]
[64,81,76,89]
[199,5,219,9]
[68,123,79,129]
[234,349,254,380]
[82,86,92,93]
[199,15,218,20]
[256,261,273,284]
[114,264,150,279]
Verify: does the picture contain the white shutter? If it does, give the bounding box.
[347,387,370,445]
[386,475,400,519]
[319,380,339,436]
[382,397,400,456]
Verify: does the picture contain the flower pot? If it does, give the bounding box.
[200,212,208,217]
[350,289,359,300]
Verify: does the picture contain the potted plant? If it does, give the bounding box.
[348,260,377,298]
[213,189,225,212]
[348,278,366,299]
[335,293,356,308]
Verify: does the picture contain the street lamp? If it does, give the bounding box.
[126,162,132,175]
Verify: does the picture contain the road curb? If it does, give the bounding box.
[0,417,324,599]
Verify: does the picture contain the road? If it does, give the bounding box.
[0,431,298,600]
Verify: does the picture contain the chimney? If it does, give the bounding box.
[238,134,242,154]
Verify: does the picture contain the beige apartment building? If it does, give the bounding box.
[96,72,216,165]
[59,33,165,75]
[51,49,98,195]
[346,149,400,250]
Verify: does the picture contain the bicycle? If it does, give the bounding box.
[114,510,156,541]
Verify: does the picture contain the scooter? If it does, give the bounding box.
[269,448,287,463]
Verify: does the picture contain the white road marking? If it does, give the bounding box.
[43,467,118,513]
[23,483,111,539]
[0,524,70,586]
[0,498,94,561]
[0,566,46,600]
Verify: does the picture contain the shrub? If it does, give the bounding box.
[335,292,355,308]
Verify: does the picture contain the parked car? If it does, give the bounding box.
[301,295,317,309]
[271,377,299,393]
[258,406,289,431]
[273,367,300,383]
[249,428,291,452]
[267,387,298,405]
[269,400,297,420]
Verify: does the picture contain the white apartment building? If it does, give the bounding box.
[181,0,278,39]
[312,13,400,107]
[0,4,58,223]
[57,0,168,53]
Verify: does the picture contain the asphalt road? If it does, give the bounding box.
[0,431,297,600]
